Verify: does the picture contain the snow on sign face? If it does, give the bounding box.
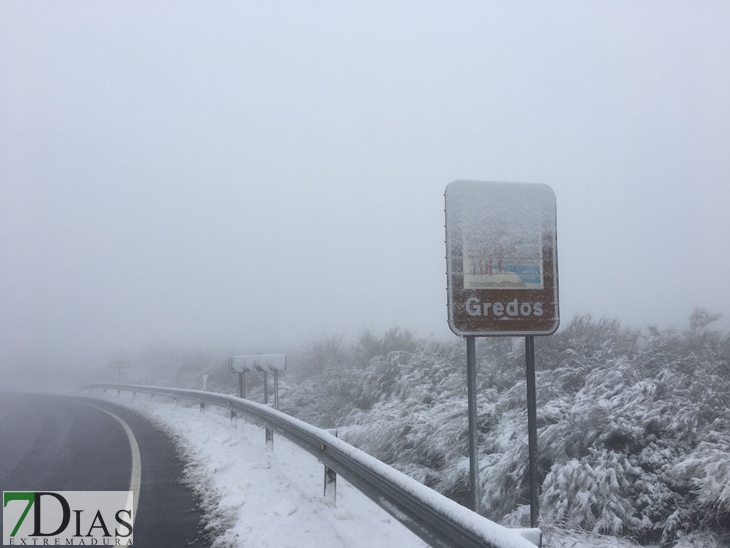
[229,354,287,373]
[445,181,559,336]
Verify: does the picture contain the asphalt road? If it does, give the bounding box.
[0,393,209,547]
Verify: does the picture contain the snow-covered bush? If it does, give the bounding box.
[541,449,643,534]
[674,431,730,515]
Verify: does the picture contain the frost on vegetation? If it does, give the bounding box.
[673,431,730,514]
[672,531,730,548]
[541,449,640,535]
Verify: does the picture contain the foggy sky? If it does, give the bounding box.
[2,1,729,370]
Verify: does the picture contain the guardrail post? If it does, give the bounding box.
[200,401,205,413]
[323,429,338,506]
[132,391,136,399]
[173,397,177,406]
[243,373,248,423]
[227,402,237,428]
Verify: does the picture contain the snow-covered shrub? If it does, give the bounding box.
[672,530,728,548]
[352,326,419,369]
[541,449,642,534]
[674,431,730,515]
[535,315,641,373]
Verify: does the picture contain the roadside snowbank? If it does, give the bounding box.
[96,393,428,548]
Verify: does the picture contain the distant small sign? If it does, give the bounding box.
[229,354,287,373]
[445,181,559,336]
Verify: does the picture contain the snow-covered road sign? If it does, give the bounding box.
[445,180,559,336]
[229,354,287,373]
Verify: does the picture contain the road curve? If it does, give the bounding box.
[0,393,210,547]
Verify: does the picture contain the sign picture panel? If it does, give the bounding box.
[445,180,559,336]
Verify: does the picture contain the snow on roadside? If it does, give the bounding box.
[94,393,428,548]
[90,392,650,548]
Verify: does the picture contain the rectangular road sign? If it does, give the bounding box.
[229,354,287,373]
[445,180,559,336]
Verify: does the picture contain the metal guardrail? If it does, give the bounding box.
[81,383,541,548]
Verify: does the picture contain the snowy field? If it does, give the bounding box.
[90,392,645,548]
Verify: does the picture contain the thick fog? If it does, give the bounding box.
[1,2,729,378]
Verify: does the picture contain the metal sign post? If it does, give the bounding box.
[263,371,269,406]
[263,371,273,448]
[229,354,286,448]
[445,180,559,525]
[109,359,130,383]
[466,336,479,513]
[525,335,539,528]
[274,370,279,411]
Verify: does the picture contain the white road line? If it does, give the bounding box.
[75,400,142,525]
